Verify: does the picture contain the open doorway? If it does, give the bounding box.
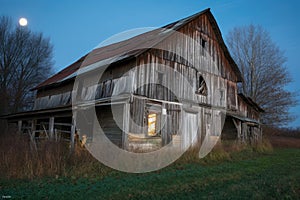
[147,112,161,136]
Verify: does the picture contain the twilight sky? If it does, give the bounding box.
[1,0,299,127]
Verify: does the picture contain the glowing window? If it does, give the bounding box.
[148,113,157,136]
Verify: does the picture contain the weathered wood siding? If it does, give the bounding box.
[129,97,146,134]
[34,82,73,110]
[131,13,239,110]
[238,96,260,121]
[176,13,239,82]
[96,105,124,148]
[133,51,232,109]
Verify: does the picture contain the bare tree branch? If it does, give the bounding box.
[227,24,297,126]
[0,16,54,114]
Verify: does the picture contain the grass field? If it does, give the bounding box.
[1,147,299,199]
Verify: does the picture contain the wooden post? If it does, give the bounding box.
[161,104,168,146]
[49,117,55,139]
[259,126,263,142]
[18,120,22,133]
[70,112,77,151]
[242,123,247,143]
[31,119,36,138]
[30,119,37,150]
[54,128,57,141]
[232,118,241,142]
[122,103,130,150]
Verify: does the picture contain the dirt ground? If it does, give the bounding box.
[268,135,300,148]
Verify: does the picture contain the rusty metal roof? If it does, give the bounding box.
[34,8,242,90]
[32,55,86,90]
[238,93,264,112]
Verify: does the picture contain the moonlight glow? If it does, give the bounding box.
[19,18,28,26]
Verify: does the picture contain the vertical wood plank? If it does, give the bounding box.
[123,103,130,150]
[71,111,77,151]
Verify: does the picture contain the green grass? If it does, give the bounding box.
[1,148,299,199]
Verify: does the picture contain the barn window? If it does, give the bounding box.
[196,75,207,96]
[201,39,206,48]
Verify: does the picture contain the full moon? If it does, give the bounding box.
[19,18,28,26]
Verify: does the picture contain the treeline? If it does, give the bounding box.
[263,126,300,138]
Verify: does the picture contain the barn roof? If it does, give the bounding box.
[33,8,242,90]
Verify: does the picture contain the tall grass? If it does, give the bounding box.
[0,128,273,179]
[177,138,273,165]
[0,129,112,179]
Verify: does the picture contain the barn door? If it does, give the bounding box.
[181,111,198,149]
[96,105,124,148]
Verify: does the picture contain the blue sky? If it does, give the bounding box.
[1,0,299,127]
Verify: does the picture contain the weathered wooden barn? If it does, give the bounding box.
[5,8,263,151]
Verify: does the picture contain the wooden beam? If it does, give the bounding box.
[232,118,242,141]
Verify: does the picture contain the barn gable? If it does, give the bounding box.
[34,9,241,92]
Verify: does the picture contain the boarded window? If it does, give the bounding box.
[196,75,207,96]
